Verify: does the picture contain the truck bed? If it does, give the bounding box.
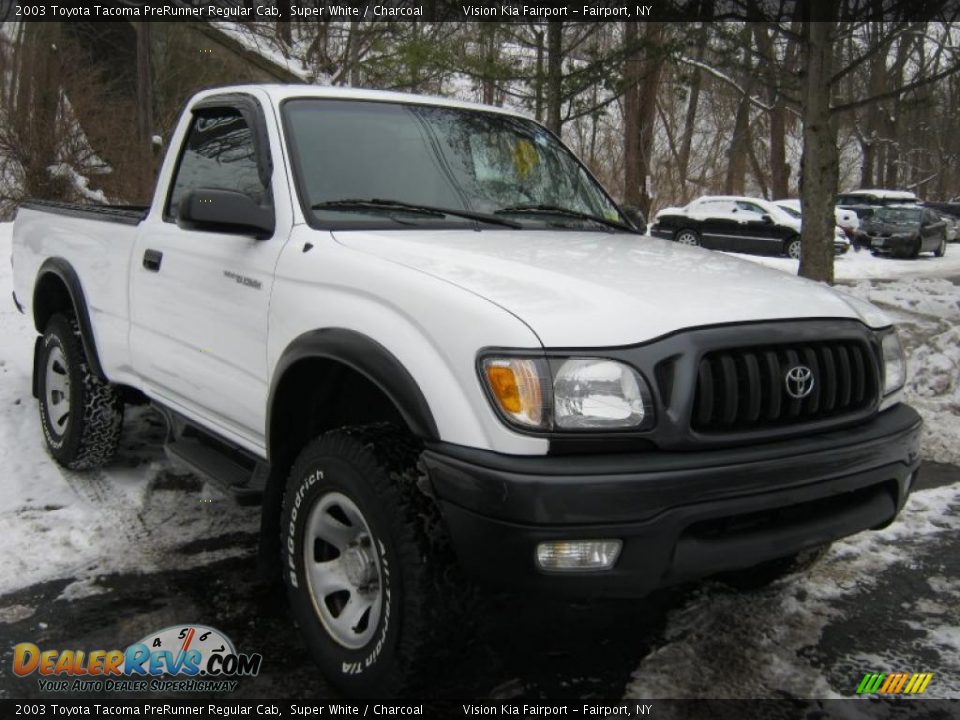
[20,199,148,226]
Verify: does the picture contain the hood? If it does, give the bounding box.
[333,229,876,347]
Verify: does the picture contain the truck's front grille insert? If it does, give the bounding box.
[692,340,878,432]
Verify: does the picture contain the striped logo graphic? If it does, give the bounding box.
[856,672,933,695]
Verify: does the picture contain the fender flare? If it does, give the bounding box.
[266,328,440,458]
[32,257,106,381]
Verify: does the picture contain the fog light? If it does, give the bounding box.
[536,540,622,571]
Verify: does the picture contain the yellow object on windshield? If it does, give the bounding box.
[512,140,539,179]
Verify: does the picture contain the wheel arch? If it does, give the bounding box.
[32,258,106,381]
[259,328,440,580]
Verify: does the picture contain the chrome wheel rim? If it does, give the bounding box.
[44,346,71,437]
[676,231,699,246]
[788,241,802,260]
[303,491,383,650]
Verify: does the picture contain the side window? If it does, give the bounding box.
[735,201,764,215]
[166,107,270,220]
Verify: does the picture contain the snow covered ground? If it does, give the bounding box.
[0,223,258,599]
[0,221,958,700]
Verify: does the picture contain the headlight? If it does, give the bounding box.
[481,355,653,432]
[881,330,906,395]
[553,358,647,429]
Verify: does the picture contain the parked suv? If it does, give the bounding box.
[11,86,922,695]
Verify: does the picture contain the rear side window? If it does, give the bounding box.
[166,107,270,220]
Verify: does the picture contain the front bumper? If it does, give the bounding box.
[423,404,922,597]
[867,234,915,253]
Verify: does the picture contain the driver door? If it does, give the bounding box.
[130,98,284,447]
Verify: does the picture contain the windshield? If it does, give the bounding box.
[873,207,922,225]
[283,99,626,230]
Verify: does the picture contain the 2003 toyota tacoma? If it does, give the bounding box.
[11,85,922,695]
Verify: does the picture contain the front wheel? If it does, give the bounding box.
[785,236,802,260]
[281,425,452,696]
[934,237,947,258]
[37,314,123,469]
[674,229,701,247]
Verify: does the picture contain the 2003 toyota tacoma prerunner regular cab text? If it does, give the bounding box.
[11,85,922,695]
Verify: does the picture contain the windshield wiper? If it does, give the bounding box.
[311,198,522,228]
[494,203,634,232]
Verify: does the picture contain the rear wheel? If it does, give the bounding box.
[281,424,456,696]
[674,229,700,247]
[37,314,123,469]
[785,236,802,260]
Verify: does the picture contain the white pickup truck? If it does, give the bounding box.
[11,85,922,695]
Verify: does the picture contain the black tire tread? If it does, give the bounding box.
[282,423,463,696]
[40,314,123,470]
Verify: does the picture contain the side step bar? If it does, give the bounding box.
[155,403,268,506]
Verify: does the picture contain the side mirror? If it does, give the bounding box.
[177,189,274,239]
[621,205,646,230]
[761,214,774,224]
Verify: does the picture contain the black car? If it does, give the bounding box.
[857,206,948,258]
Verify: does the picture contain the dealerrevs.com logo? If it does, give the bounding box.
[13,625,262,693]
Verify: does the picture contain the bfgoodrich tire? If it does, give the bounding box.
[281,424,453,696]
[37,313,123,470]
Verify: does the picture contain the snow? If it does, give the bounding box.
[725,246,960,281]
[0,222,258,597]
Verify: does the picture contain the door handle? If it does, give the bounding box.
[142,249,163,272]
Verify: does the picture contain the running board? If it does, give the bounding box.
[155,404,267,506]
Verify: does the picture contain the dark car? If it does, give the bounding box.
[650,196,805,258]
[857,206,948,258]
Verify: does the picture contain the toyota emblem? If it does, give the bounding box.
[785,365,815,400]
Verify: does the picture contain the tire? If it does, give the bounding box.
[717,544,832,591]
[934,237,947,258]
[280,424,455,696]
[674,229,700,247]
[785,236,802,260]
[37,314,123,470]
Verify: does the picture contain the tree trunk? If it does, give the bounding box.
[623,22,641,207]
[135,23,155,199]
[724,92,751,195]
[677,22,707,200]
[533,28,545,122]
[22,23,65,200]
[347,20,362,87]
[623,22,664,214]
[799,17,838,284]
[545,21,563,134]
[752,23,789,199]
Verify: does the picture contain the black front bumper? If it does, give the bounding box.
[423,404,922,597]
[866,234,915,253]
